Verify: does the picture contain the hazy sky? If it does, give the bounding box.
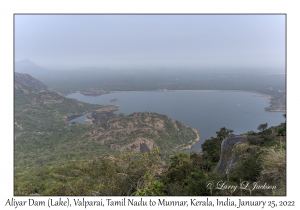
[15,14,285,71]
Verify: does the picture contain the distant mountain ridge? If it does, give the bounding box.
[15,59,51,77]
[16,59,36,67]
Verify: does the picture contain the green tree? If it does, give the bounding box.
[257,123,268,132]
[201,127,234,163]
[216,127,234,139]
[135,172,166,196]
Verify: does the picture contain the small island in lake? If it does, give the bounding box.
[80,88,110,96]
[110,98,118,102]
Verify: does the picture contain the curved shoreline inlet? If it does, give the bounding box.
[178,129,200,151]
[68,112,93,125]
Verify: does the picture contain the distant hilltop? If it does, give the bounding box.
[15,59,51,77]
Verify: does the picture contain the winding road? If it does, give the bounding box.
[214,135,248,174]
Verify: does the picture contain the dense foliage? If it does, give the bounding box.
[15,123,286,196]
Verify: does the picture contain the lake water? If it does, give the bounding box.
[68,112,92,125]
[67,91,285,151]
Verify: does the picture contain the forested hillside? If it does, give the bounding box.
[14,73,199,193]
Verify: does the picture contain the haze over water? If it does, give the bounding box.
[68,90,285,151]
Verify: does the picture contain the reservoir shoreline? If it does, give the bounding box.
[67,90,285,151]
[66,89,285,112]
[180,129,200,151]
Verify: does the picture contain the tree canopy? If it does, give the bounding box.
[257,123,268,132]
